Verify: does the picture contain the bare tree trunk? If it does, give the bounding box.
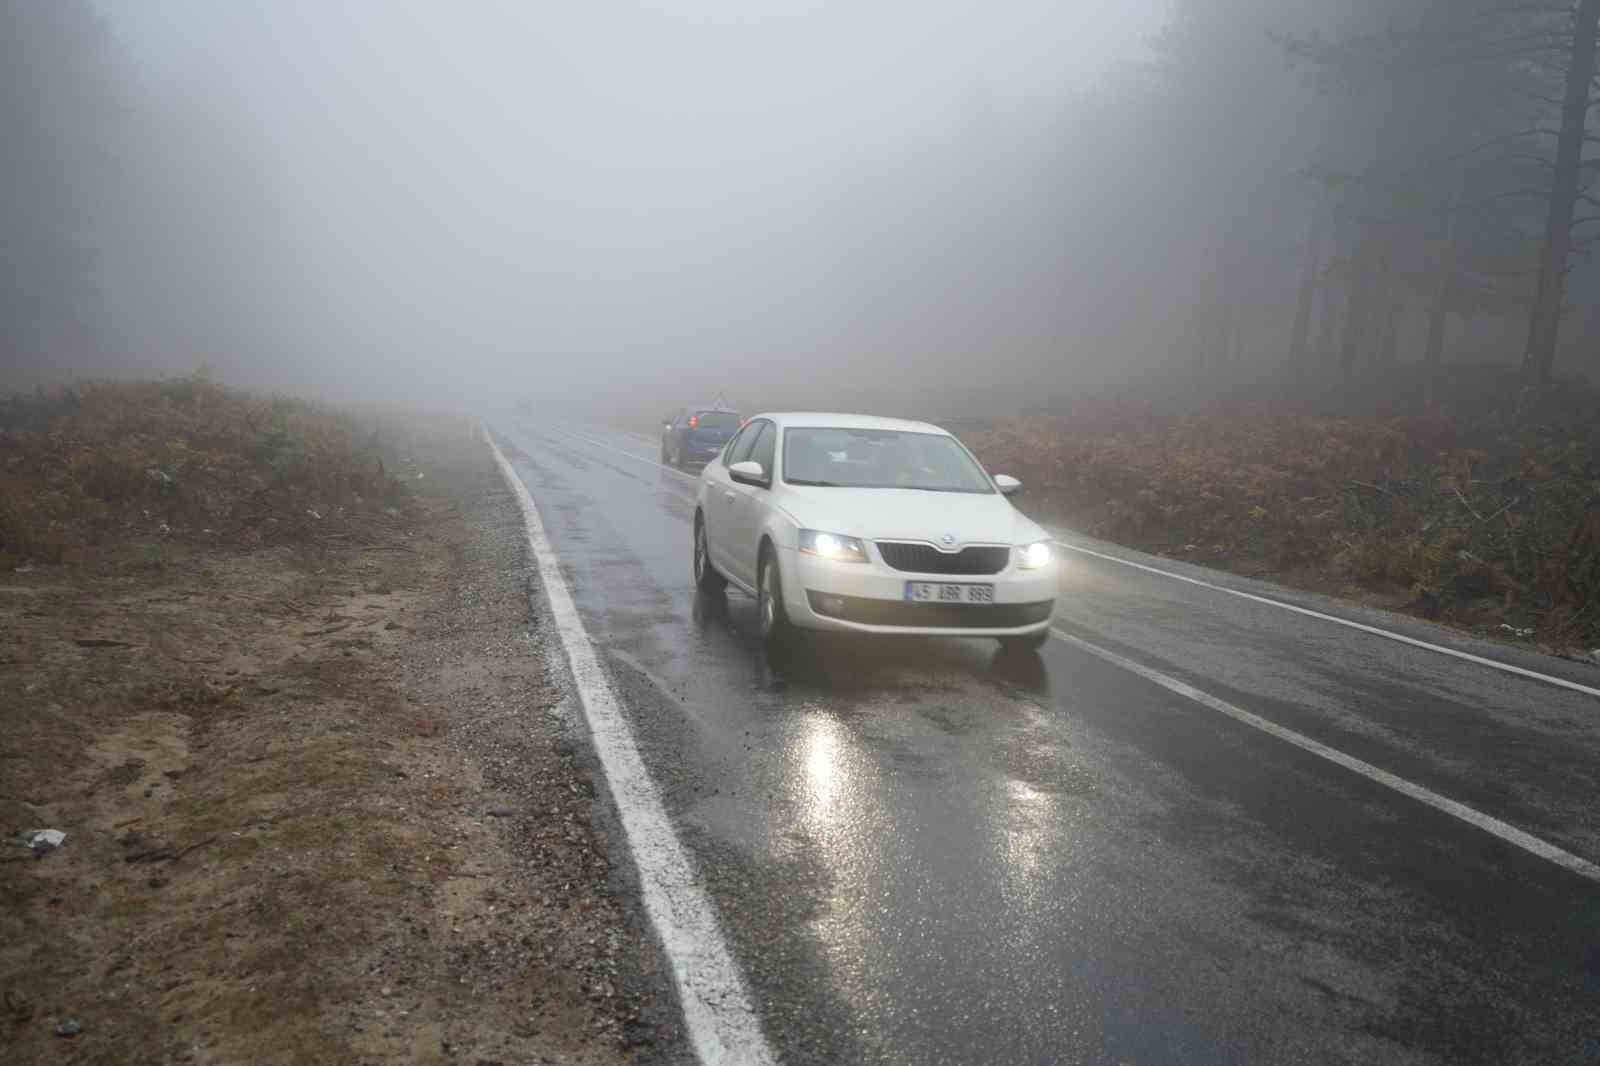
[1379,298,1403,367]
[1207,262,1237,377]
[1370,234,1400,369]
[1423,274,1453,411]
[1424,160,1467,412]
[1316,250,1339,368]
[1290,210,1327,375]
[1522,0,1600,386]
[1215,301,1238,372]
[1341,236,1375,375]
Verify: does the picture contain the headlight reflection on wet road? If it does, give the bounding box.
[802,715,841,814]
[1000,778,1050,898]
[781,708,907,1060]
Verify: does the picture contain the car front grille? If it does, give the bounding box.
[875,542,1010,575]
[806,592,1052,629]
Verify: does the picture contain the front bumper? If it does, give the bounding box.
[784,547,1057,636]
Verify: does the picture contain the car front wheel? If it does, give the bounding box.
[758,547,793,650]
[694,514,726,594]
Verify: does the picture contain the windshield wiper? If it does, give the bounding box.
[786,478,843,487]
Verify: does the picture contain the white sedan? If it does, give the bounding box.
[692,413,1058,651]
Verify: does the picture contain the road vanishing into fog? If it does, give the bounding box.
[490,419,1600,1066]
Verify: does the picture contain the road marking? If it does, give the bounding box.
[511,420,1600,885]
[1052,540,1600,700]
[1051,627,1600,884]
[485,429,778,1066]
[561,422,1600,699]
[564,426,700,483]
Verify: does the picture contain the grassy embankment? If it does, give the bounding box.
[966,381,1600,651]
[1,377,659,1063]
[0,375,405,569]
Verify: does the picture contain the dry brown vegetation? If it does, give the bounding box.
[0,375,408,569]
[967,384,1600,650]
[1,385,669,1064]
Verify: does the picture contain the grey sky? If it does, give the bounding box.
[88,1,1166,406]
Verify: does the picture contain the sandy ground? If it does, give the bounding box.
[1,418,681,1064]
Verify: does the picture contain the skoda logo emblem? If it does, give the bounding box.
[940,533,956,547]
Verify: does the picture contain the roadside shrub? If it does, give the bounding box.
[0,375,409,563]
[966,399,1600,647]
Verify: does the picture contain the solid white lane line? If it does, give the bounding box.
[485,430,778,1066]
[1051,627,1600,884]
[1053,540,1600,700]
[563,427,700,483]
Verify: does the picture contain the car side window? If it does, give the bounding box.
[721,424,752,464]
[749,422,776,481]
[729,421,767,466]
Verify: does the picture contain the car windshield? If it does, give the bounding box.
[782,428,995,494]
[691,411,741,430]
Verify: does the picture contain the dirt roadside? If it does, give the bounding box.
[1,416,683,1064]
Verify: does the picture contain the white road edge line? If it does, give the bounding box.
[485,428,778,1066]
[1053,540,1600,700]
[1051,627,1600,884]
[559,422,1600,701]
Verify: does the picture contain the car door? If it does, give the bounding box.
[726,420,775,587]
[669,409,691,461]
[703,422,756,579]
[662,408,681,454]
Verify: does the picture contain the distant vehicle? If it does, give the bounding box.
[692,413,1057,652]
[660,406,743,469]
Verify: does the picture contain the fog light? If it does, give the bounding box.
[821,596,846,612]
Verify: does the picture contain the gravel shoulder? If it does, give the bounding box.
[1,415,682,1064]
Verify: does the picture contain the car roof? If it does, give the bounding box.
[685,404,739,413]
[754,412,951,434]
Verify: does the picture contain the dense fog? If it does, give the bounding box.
[6,1,1600,415]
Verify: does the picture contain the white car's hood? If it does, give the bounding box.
[777,486,1046,547]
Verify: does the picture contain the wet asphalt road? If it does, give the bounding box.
[493,420,1600,1066]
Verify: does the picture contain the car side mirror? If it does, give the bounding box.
[729,460,767,486]
[994,474,1021,496]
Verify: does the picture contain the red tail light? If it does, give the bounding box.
[687,414,698,428]
[739,417,748,426]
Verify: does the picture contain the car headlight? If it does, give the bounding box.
[799,529,868,563]
[1017,541,1052,569]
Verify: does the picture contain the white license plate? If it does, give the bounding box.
[904,581,995,604]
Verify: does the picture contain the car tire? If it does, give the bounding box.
[694,514,726,594]
[999,629,1049,653]
[757,545,793,651]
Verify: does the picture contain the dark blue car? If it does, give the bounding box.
[660,406,743,469]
